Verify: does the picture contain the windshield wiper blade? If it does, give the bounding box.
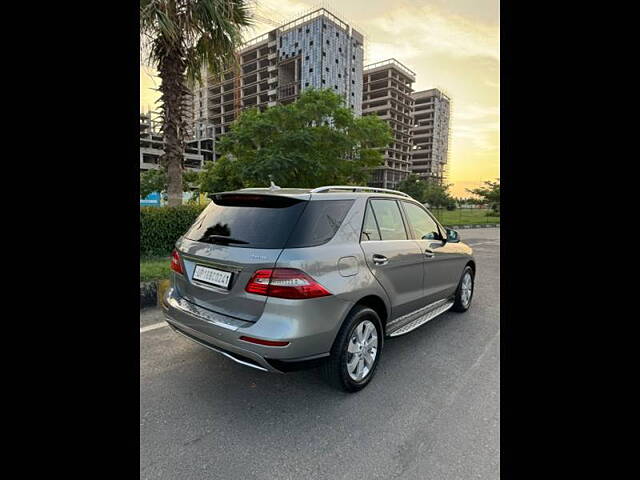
[200,235,249,245]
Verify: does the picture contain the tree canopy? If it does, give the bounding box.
[467,179,500,212]
[396,174,456,208]
[199,89,393,192]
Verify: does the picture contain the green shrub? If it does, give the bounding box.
[140,205,206,257]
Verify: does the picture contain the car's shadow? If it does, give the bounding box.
[164,308,477,425]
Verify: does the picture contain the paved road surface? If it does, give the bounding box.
[140,228,500,479]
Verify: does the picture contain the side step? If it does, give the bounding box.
[388,299,455,337]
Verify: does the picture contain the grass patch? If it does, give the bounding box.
[430,208,500,226]
[140,256,171,283]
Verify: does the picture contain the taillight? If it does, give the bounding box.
[170,249,184,274]
[245,268,331,299]
[239,336,289,347]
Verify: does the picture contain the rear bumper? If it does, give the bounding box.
[162,287,348,373]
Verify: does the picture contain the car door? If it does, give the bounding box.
[400,200,460,303]
[360,198,426,319]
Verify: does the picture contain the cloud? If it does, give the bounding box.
[451,103,499,152]
[365,4,499,63]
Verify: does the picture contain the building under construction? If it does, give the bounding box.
[139,112,204,173]
[411,88,451,183]
[362,59,416,190]
[186,8,364,163]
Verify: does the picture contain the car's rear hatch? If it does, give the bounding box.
[173,192,310,322]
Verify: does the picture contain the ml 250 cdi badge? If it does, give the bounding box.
[162,185,475,392]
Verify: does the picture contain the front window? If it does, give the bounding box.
[402,202,442,240]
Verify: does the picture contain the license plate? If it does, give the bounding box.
[192,265,232,289]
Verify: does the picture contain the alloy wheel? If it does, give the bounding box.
[346,320,378,381]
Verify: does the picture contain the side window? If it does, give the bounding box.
[361,203,381,241]
[403,202,442,240]
[370,200,407,240]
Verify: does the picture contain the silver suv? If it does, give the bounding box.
[162,186,475,392]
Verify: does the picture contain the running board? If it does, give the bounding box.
[388,299,455,337]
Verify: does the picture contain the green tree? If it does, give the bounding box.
[397,175,455,208]
[198,156,244,193]
[467,179,500,212]
[140,168,167,199]
[140,0,252,206]
[396,174,427,202]
[209,89,392,190]
[140,168,199,200]
[424,181,456,209]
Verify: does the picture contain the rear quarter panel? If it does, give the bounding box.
[272,196,391,330]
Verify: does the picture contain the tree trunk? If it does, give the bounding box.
[159,47,186,207]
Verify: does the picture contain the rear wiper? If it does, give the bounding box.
[200,235,249,245]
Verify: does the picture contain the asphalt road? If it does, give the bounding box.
[140,227,500,480]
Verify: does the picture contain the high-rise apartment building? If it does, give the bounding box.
[362,59,415,190]
[187,9,364,163]
[411,89,451,183]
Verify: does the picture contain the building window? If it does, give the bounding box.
[306,28,309,33]
[326,39,330,45]
[310,40,313,46]
[335,58,339,64]
[336,32,339,37]
[309,68,313,72]
[325,67,329,72]
[305,82,309,87]
[298,28,302,33]
[295,42,298,47]
[322,78,326,84]
[322,51,326,56]
[338,73,342,78]
[334,85,338,89]
[305,55,309,60]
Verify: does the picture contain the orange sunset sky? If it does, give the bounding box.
[140,0,500,197]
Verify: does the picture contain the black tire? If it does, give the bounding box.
[321,306,383,392]
[452,265,475,312]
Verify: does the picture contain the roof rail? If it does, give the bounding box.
[309,185,411,198]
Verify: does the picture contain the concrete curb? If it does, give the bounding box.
[449,223,500,229]
[140,279,170,310]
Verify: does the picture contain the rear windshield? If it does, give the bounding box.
[184,195,354,249]
[184,194,307,249]
[286,199,355,248]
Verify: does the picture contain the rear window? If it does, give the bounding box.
[286,199,355,248]
[184,194,307,249]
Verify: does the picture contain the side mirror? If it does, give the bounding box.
[445,228,460,243]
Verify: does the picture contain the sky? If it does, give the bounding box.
[140,0,499,197]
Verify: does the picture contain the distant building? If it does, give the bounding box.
[187,8,365,164]
[362,59,416,189]
[139,112,203,172]
[410,89,451,183]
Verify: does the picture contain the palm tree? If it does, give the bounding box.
[140,0,252,206]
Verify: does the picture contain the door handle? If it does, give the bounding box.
[424,249,435,258]
[372,254,388,265]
